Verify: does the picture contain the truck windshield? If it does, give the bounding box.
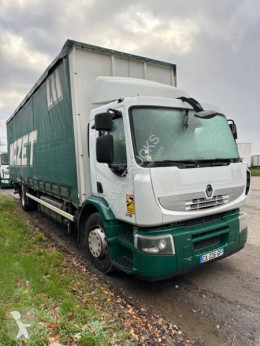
[130,107,240,167]
[1,153,8,165]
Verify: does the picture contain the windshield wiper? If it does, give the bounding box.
[153,158,241,168]
[152,157,241,168]
[196,158,241,166]
[155,160,199,168]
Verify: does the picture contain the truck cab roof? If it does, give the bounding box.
[92,76,189,105]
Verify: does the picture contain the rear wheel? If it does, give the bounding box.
[85,213,113,273]
[20,184,37,211]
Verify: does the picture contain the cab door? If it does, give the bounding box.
[91,107,136,224]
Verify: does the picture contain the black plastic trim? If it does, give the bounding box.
[97,182,103,193]
[87,123,90,157]
[177,96,204,112]
[246,169,251,195]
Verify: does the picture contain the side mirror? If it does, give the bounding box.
[228,119,238,140]
[96,135,114,163]
[95,112,113,131]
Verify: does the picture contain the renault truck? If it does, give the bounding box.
[0,138,12,188]
[0,152,12,188]
[6,40,250,280]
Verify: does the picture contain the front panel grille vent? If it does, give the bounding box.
[193,235,221,251]
[186,195,229,211]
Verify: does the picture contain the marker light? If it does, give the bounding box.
[239,212,248,233]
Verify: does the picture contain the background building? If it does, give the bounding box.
[251,155,260,167]
[0,138,7,154]
[237,142,252,167]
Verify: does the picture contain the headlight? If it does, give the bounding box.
[239,212,247,233]
[134,234,175,255]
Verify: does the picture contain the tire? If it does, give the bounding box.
[84,213,113,273]
[20,184,37,211]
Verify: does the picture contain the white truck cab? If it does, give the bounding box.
[89,79,248,228]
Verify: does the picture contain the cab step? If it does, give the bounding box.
[112,256,133,272]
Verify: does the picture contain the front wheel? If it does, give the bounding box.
[84,213,113,273]
[20,184,37,211]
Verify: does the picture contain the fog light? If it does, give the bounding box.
[239,212,247,233]
[134,234,175,255]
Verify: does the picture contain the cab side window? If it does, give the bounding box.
[111,118,127,164]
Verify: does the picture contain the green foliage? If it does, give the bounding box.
[0,191,130,345]
[250,167,260,176]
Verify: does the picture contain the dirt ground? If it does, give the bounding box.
[4,177,260,345]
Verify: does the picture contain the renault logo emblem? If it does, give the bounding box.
[206,184,213,198]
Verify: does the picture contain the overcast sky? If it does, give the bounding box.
[0,0,259,153]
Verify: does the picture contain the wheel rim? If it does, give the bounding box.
[88,227,108,258]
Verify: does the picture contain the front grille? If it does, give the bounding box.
[186,195,229,211]
[184,214,221,227]
[193,235,221,251]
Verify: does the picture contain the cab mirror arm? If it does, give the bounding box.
[227,119,238,140]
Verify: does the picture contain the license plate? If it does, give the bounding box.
[200,248,224,263]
